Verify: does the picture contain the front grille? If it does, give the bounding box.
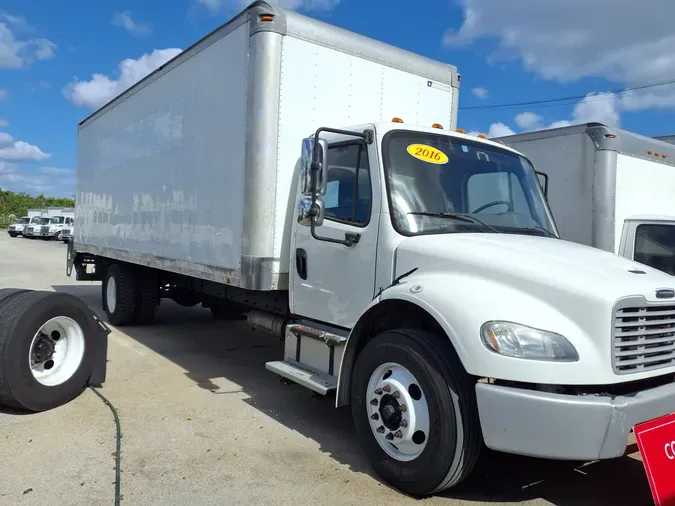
[8,226,14,231]
[614,303,675,373]
[40,226,50,234]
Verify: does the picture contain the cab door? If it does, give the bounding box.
[290,134,381,328]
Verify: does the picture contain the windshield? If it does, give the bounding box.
[382,131,557,237]
[50,216,64,224]
[31,217,43,223]
[18,217,29,224]
[38,218,49,224]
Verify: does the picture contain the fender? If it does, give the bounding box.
[335,271,600,407]
[335,275,466,408]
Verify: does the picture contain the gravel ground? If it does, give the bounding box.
[0,232,654,505]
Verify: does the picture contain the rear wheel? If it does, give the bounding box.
[102,264,137,326]
[350,329,482,497]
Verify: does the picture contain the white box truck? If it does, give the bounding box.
[7,208,44,237]
[495,123,675,274]
[37,207,75,240]
[23,209,49,239]
[66,1,675,497]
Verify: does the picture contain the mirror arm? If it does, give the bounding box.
[307,127,373,247]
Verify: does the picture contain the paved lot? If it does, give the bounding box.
[0,232,655,505]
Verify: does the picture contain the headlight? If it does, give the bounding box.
[480,321,578,362]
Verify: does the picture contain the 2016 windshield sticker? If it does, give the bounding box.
[406,144,449,165]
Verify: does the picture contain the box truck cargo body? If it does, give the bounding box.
[74,1,459,290]
[495,123,675,274]
[65,2,675,498]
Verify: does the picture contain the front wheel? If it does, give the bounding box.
[350,329,482,497]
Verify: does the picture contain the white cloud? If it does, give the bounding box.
[64,48,182,110]
[0,88,7,101]
[0,119,8,128]
[198,0,341,14]
[487,123,515,137]
[443,1,675,110]
[487,92,622,139]
[471,87,488,99]
[112,11,151,36]
[0,13,56,68]
[0,133,50,161]
[40,166,73,175]
[514,112,543,130]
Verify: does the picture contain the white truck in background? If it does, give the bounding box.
[65,1,675,497]
[7,208,44,237]
[24,210,50,239]
[495,123,675,274]
[60,218,74,244]
[37,207,75,240]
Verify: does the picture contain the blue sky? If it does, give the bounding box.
[1,0,673,196]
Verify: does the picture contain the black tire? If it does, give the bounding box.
[8,233,17,238]
[0,288,29,305]
[350,329,482,497]
[0,291,99,412]
[62,240,69,244]
[133,270,159,325]
[103,264,137,326]
[210,301,247,320]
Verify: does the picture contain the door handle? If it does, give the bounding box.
[295,248,308,280]
[345,233,361,246]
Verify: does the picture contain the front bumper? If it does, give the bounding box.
[476,380,675,461]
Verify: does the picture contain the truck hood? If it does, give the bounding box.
[394,233,674,303]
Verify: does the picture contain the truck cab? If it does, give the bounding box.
[280,119,675,495]
[38,216,68,240]
[24,217,49,238]
[7,216,30,237]
[60,217,74,243]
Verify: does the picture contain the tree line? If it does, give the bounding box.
[0,188,75,228]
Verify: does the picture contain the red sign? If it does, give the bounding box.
[635,412,675,506]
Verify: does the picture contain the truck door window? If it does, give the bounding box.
[323,142,372,227]
[634,224,675,275]
[467,172,529,215]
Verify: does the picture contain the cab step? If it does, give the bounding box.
[265,360,337,395]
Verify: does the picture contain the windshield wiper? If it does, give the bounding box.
[407,212,501,233]
[509,226,557,238]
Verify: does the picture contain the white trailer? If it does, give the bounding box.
[65,2,675,497]
[495,123,675,274]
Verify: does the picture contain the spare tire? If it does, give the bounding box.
[0,290,104,412]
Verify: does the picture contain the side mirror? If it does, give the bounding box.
[300,137,328,197]
[297,197,324,227]
[534,170,549,197]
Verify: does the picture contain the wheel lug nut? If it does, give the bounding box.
[385,433,394,440]
[399,404,407,412]
[400,420,408,428]
[392,391,400,399]
[371,413,379,420]
[394,430,403,438]
[382,385,391,392]
[376,426,385,433]
[374,388,382,395]
[370,398,378,406]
